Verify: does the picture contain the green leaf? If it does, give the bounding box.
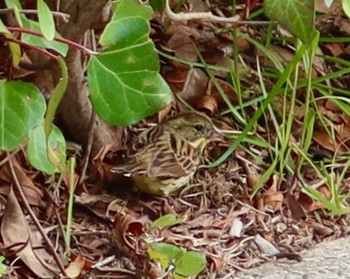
[100,17,149,48]
[343,0,350,18]
[264,0,315,44]
[174,273,186,279]
[5,0,23,26]
[37,0,56,41]
[13,6,23,27]
[88,53,172,125]
[150,214,187,230]
[88,0,172,126]
[45,57,68,139]
[0,81,46,151]
[0,19,9,33]
[147,247,171,269]
[112,0,153,20]
[175,252,206,277]
[148,243,184,269]
[8,40,21,67]
[27,124,66,174]
[0,255,7,275]
[5,0,22,8]
[21,15,68,56]
[0,19,21,67]
[47,128,66,172]
[149,0,166,12]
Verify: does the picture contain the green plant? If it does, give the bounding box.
[0,0,172,161]
[87,0,172,125]
[148,243,206,279]
[147,214,206,278]
[0,0,173,259]
[255,0,350,213]
[0,256,7,276]
[264,0,315,44]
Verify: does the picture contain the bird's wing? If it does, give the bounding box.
[112,123,201,178]
[129,124,166,154]
[147,133,198,177]
[111,125,165,174]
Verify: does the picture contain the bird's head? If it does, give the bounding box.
[165,112,222,151]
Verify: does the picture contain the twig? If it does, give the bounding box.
[8,27,97,56]
[79,111,95,185]
[0,8,70,23]
[92,255,115,268]
[164,0,240,23]
[5,37,58,60]
[79,30,97,184]
[0,148,20,168]
[164,0,272,25]
[8,154,67,277]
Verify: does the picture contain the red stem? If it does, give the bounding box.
[6,37,58,60]
[8,27,97,56]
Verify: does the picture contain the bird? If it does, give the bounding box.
[111,111,222,196]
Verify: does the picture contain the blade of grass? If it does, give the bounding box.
[209,33,311,168]
[65,157,76,254]
[196,48,246,125]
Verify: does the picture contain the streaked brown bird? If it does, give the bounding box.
[111,111,221,196]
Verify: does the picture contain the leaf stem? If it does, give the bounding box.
[7,27,97,55]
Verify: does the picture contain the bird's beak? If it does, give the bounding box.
[210,125,225,141]
[213,125,224,135]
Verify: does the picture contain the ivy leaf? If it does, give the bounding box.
[0,19,21,67]
[88,0,173,126]
[150,214,187,230]
[148,243,183,269]
[343,0,350,18]
[0,81,46,151]
[0,256,7,276]
[37,0,56,41]
[21,15,68,56]
[175,252,206,277]
[27,124,66,174]
[264,0,315,44]
[5,0,21,9]
[112,0,152,20]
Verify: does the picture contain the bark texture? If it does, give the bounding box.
[53,0,122,154]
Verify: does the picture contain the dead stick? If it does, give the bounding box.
[8,154,68,277]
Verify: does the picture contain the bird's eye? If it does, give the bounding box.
[194,124,206,134]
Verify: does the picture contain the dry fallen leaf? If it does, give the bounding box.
[1,188,58,278]
[315,0,340,13]
[335,124,350,148]
[323,42,345,57]
[164,65,190,93]
[65,254,85,278]
[335,16,350,35]
[261,174,284,211]
[74,193,127,219]
[177,68,208,107]
[165,25,197,61]
[206,79,236,107]
[110,214,148,254]
[304,186,330,213]
[0,161,43,206]
[196,95,218,114]
[313,130,348,154]
[286,191,306,220]
[318,104,342,123]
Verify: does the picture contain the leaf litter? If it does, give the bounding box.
[2,1,350,278]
